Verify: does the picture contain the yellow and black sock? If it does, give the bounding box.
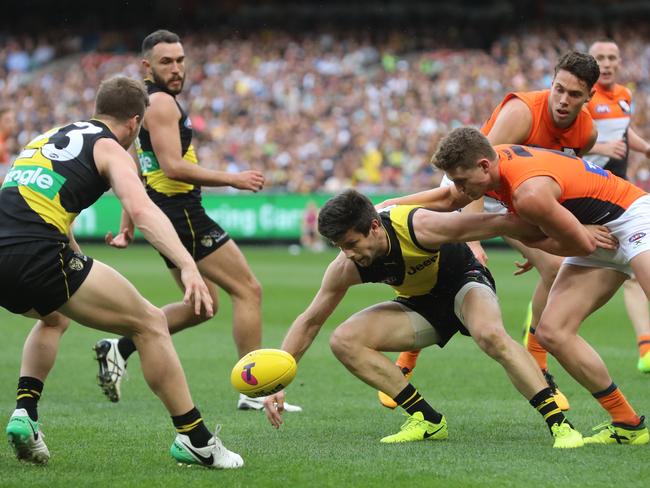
[172,407,212,447]
[393,383,442,423]
[117,337,137,361]
[16,376,43,422]
[529,387,565,430]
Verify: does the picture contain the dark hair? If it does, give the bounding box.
[432,126,496,171]
[318,189,379,242]
[142,29,181,56]
[94,76,149,121]
[554,51,600,90]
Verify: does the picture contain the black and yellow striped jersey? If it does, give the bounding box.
[137,80,199,201]
[355,205,478,298]
[0,120,113,245]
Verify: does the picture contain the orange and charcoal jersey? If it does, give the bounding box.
[486,144,646,225]
[481,90,594,155]
[584,83,633,178]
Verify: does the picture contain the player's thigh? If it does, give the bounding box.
[539,264,626,335]
[335,301,441,352]
[196,240,258,295]
[458,284,504,338]
[630,251,650,300]
[503,236,563,277]
[58,260,163,336]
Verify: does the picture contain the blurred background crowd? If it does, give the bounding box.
[2,6,650,194]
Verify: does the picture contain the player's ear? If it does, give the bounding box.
[478,158,491,172]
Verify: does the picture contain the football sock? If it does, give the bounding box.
[393,383,443,423]
[526,327,548,371]
[593,382,640,426]
[172,407,212,447]
[395,350,420,372]
[16,376,43,422]
[638,335,650,358]
[529,387,565,430]
[117,337,137,361]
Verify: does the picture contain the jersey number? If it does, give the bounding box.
[41,122,103,162]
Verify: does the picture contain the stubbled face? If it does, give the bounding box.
[445,162,491,200]
[590,42,620,89]
[333,221,385,267]
[548,69,592,128]
[144,42,185,95]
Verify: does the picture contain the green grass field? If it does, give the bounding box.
[0,245,648,487]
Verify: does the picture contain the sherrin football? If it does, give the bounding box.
[231,348,297,398]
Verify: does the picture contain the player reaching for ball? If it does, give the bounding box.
[263,189,591,448]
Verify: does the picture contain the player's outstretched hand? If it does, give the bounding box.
[375,198,398,210]
[105,228,133,249]
[264,390,286,429]
[179,265,214,317]
[232,170,265,192]
[587,225,618,250]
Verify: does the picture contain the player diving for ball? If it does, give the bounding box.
[262,189,617,447]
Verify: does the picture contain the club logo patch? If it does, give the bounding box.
[241,362,258,385]
[595,104,610,114]
[619,100,631,113]
[201,235,213,248]
[68,257,84,271]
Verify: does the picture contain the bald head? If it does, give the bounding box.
[589,41,621,89]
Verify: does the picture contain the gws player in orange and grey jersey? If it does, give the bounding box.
[585,39,650,374]
[380,52,599,411]
[431,127,650,445]
[94,29,301,413]
[2,76,244,468]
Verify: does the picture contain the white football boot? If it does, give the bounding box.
[93,338,127,402]
[170,425,244,469]
[237,393,302,412]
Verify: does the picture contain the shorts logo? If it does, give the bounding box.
[241,362,258,385]
[2,165,67,200]
[628,232,646,244]
[68,257,84,271]
[201,235,213,248]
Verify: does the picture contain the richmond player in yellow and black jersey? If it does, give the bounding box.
[261,189,584,449]
[96,29,301,413]
[0,76,232,469]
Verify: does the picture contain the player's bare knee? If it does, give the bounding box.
[41,312,70,332]
[329,324,360,363]
[134,304,169,338]
[473,324,510,360]
[534,321,568,352]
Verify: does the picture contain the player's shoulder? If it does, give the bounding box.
[147,91,181,120]
[614,83,633,100]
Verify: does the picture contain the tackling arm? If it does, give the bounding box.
[512,177,597,256]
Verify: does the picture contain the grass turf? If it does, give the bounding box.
[0,245,648,487]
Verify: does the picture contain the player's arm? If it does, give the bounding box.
[94,137,213,316]
[484,98,532,145]
[146,92,264,191]
[627,127,650,158]
[377,184,472,211]
[265,254,361,427]
[411,208,545,248]
[106,144,139,248]
[281,254,361,362]
[578,126,598,156]
[511,177,598,256]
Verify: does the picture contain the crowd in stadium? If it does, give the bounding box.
[2,25,650,192]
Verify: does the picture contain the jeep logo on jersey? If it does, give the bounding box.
[407,254,439,276]
[1,165,66,199]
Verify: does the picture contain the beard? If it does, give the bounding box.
[152,70,184,95]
